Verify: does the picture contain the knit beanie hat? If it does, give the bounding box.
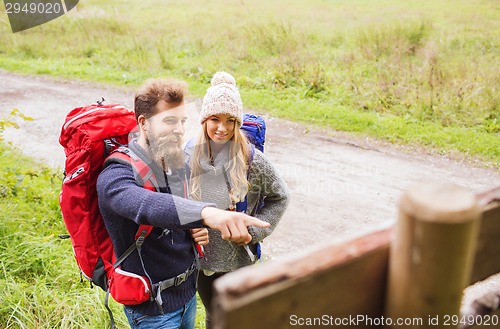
[199,72,243,126]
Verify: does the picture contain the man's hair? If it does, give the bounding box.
[134,78,188,121]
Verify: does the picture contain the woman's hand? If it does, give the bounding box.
[190,228,209,246]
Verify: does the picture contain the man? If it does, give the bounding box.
[96,78,269,329]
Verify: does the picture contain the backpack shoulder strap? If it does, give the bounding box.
[113,225,153,268]
[231,143,255,213]
[183,138,196,164]
[104,147,156,262]
[248,143,255,166]
[105,146,160,193]
[184,137,196,153]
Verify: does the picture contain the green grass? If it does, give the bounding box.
[0,142,125,328]
[0,141,207,328]
[0,0,498,167]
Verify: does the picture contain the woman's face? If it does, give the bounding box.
[206,114,236,145]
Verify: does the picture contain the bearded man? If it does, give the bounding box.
[96,78,269,329]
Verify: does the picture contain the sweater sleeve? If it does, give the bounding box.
[97,162,212,229]
[247,150,290,242]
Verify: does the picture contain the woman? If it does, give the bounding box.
[188,72,290,329]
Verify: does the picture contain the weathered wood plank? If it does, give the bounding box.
[213,227,391,329]
[470,201,500,284]
[461,190,500,328]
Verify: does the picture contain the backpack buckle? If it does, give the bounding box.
[174,272,187,286]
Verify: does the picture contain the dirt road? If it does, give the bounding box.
[1,70,499,262]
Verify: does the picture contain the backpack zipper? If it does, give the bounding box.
[115,268,150,294]
[63,167,84,183]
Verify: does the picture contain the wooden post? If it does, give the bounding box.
[385,183,480,328]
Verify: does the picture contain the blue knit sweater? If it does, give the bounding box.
[96,141,211,315]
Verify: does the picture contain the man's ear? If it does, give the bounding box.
[138,115,147,132]
[137,115,150,143]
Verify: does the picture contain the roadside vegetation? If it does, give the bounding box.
[0,0,498,165]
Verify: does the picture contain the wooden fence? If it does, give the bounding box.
[212,183,500,328]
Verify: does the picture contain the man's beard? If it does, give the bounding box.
[148,134,185,170]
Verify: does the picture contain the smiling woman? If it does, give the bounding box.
[205,114,237,147]
[187,72,290,329]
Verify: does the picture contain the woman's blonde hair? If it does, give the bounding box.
[190,121,251,205]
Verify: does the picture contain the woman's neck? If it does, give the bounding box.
[209,141,226,155]
[208,141,229,167]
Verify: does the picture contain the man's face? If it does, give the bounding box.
[145,101,187,169]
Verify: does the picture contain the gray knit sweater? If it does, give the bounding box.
[194,144,290,272]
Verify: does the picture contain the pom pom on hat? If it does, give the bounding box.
[211,71,236,86]
[200,72,243,125]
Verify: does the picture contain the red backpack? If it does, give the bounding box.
[58,102,158,316]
